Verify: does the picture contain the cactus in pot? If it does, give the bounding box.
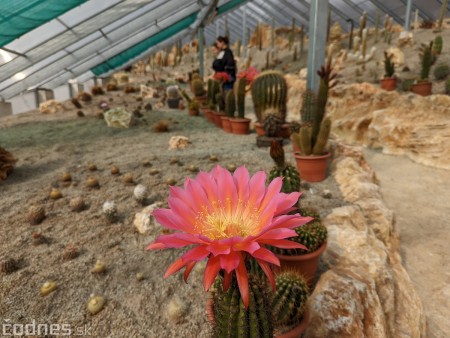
[380,52,397,91]
[225,90,235,118]
[412,42,435,96]
[268,140,301,193]
[192,78,206,98]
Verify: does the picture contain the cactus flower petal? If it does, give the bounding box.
[147,165,311,307]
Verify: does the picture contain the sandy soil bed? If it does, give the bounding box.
[0,91,345,337]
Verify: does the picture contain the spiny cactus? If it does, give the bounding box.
[298,206,321,220]
[102,201,118,223]
[419,42,434,81]
[263,109,284,137]
[272,271,309,327]
[312,118,332,155]
[271,219,327,256]
[268,140,301,193]
[433,35,443,55]
[216,93,225,112]
[384,52,395,78]
[234,78,246,118]
[225,90,236,118]
[188,99,200,112]
[301,90,316,124]
[211,274,273,338]
[192,79,205,97]
[251,71,287,123]
[358,11,367,39]
[433,64,450,81]
[166,86,180,99]
[211,80,221,106]
[180,89,192,103]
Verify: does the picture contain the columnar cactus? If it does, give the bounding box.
[433,35,443,55]
[211,275,273,338]
[384,52,395,78]
[438,0,449,30]
[419,42,434,81]
[268,140,301,193]
[234,78,246,118]
[225,90,236,118]
[272,271,309,327]
[301,90,316,124]
[251,71,287,123]
[358,11,367,39]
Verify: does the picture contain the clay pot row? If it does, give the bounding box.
[200,107,251,135]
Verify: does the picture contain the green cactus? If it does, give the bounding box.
[211,80,221,105]
[192,79,205,97]
[251,71,287,123]
[225,90,236,118]
[312,117,332,155]
[207,79,214,103]
[188,99,199,112]
[419,42,434,81]
[235,78,246,118]
[384,52,395,78]
[268,140,301,193]
[180,89,192,103]
[211,274,273,338]
[300,90,316,124]
[358,12,367,39]
[433,35,443,55]
[272,271,309,327]
[270,219,327,256]
[298,206,321,220]
[299,126,312,155]
[216,93,225,112]
[434,64,450,80]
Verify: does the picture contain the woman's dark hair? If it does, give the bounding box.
[212,43,219,49]
[217,36,229,46]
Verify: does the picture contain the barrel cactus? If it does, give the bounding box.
[225,90,236,118]
[166,86,180,99]
[192,79,205,97]
[272,271,309,327]
[234,78,246,118]
[251,71,287,123]
[268,140,300,193]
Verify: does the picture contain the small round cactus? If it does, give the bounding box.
[86,177,99,188]
[102,201,118,223]
[1,257,17,274]
[111,166,120,175]
[61,172,72,182]
[49,188,62,200]
[188,164,198,173]
[133,184,148,204]
[272,271,309,327]
[122,173,134,184]
[209,155,218,162]
[27,205,45,225]
[69,197,86,212]
[62,244,79,261]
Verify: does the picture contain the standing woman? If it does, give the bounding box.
[213,36,236,92]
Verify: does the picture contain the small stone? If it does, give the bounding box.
[49,188,62,200]
[136,272,145,281]
[165,178,177,186]
[61,172,72,182]
[227,164,237,172]
[87,295,106,315]
[169,157,179,165]
[40,281,57,296]
[86,177,100,188]
[91,260,106,274]
[88,164,97,171]
[69,197,86,212]
[209,155,218,162]
[150,168,160,176]
[142,160,152,167]
[188,165,198,173]
[111,166,120,175]
[133,202,163,234]
[123,173,134,184]
[322,189,333,199]
[166,297,187,323]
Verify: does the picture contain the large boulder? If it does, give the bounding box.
[305,143,426,338]
[104,108,134,128]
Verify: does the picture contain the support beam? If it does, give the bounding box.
[199,27,205,78]
[242,7,247,59]
[404,0,413,31]
[306,0,328,92]
[0,47,26,58]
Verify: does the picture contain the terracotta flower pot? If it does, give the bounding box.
[206,297,310,337]
[411,81,432,96]
[221,116,232,133]
[294,152,331,182]
[214,112,227,128]
[380,77,397,91]
[275,242,327,286]
[230,118,251,135]
[204,110,215,123]
[189,109,199,116]
[254,122,291,138]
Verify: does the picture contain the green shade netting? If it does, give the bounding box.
[91,13,198,76]
[91,0,247,76]
[0,0,88,47]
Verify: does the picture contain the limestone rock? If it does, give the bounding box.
[329,83,450,169]
[133,202,162,234]
[305,145,426,338]
[39,100,63,114]
[104,108,134,128]
[386,47,405,66]
[140,85,156,99]
[169,136,190,150]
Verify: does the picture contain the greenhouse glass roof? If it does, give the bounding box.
[0,0,448,100]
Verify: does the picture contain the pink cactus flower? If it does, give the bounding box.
[147,165,311,307]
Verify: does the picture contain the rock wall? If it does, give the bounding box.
[305,142,426,338]
[328,83,450,170]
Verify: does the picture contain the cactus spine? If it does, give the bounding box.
[251,71,287,122]
[235,78,246,118]
[272,271,309,327]
[211,275,273,338]
[225,90,236,118]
